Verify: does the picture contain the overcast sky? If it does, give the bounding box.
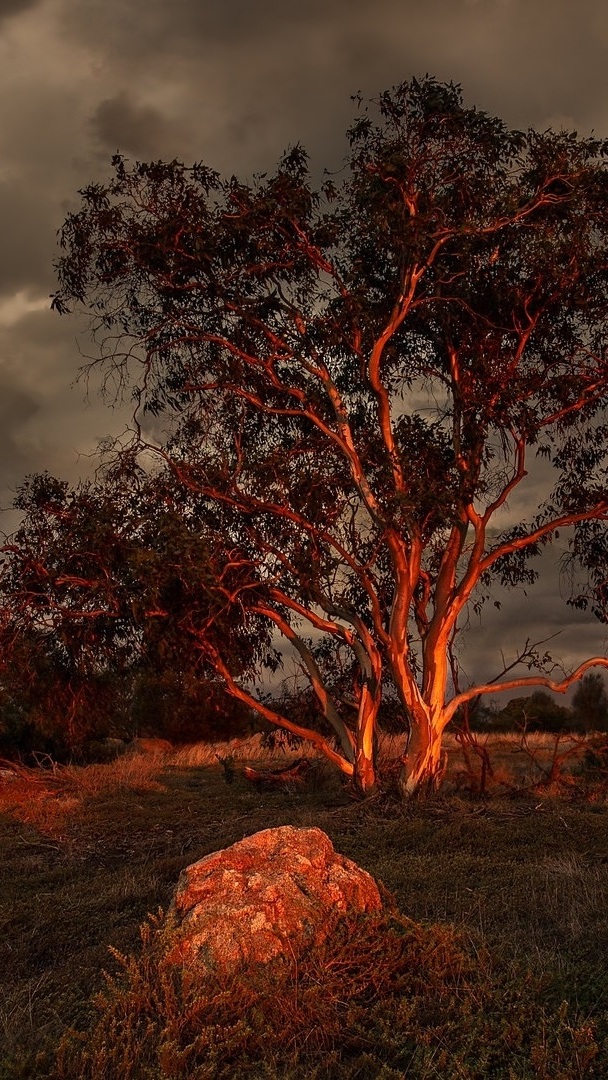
[0,0,607,694]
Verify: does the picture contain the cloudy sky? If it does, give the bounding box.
[0,0,607,692]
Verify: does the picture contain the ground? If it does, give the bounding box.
[0,733,607,1077]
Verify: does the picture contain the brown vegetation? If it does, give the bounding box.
[2,737,608,1076]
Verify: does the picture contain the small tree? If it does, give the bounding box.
[572,672,608,732]
[50,77,608,795]
[0,626,119,759]
[497,691,574,734]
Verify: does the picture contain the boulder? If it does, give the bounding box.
[129,737,172,756]
[101,737,127,758]
[166,825,382,970]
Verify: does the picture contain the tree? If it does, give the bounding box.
[0,468,273,752]
[0,625,124,759]
[496,691,574,733]
[572,672,608,732]
[50,77,608,795]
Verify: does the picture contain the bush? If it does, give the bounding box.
[129,671,258,745]
[493,692,575,734]
[572,673,608,733]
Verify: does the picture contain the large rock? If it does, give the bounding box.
[128,737,172,756]
[166,825,382,969]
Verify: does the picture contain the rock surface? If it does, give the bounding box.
[166,825,382,969]
[129,737,172,756]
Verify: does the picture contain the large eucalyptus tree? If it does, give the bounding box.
[50,78,608,794]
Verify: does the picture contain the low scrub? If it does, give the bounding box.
[55,908,602,1080]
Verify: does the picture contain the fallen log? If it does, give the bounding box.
[242,757,312,786]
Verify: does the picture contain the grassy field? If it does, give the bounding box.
[1,733,608,1077]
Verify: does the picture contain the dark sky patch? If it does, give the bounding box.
[0,0,41,21]
[90,92,175,159]
[0,181,56,297]
[0,382,40,491]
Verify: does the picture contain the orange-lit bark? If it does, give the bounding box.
[354,682,379,796]
[398,707,447,797]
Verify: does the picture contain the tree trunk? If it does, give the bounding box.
[352,683,379,797]
[398,714,447,797]
[352,748,378,797]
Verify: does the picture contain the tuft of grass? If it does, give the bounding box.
[60,754,167,798]
[168,732,310,768]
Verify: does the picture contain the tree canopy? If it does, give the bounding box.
[35,76,608,794]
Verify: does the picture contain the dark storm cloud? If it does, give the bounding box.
[90,92,178,159]
[0,180,57,295]
[0,301,131,533]
[66,0,352,55]
[0,0,41,22]
[63,0,608,151]
[0,381,39,486]
[461,545,608,698]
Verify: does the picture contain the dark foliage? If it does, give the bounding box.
[495,691,576,734]
[572,672,608,732]
[23,77,608,791]
[0,469,271,755]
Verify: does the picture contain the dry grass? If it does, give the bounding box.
[2,741,608,1077]
[169,732,309,768]
[0,752,167,836]
[171,729,592,770]
[0,729,601,841]
[446,730,594,794]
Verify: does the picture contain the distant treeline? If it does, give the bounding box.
[461,677,608,735]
